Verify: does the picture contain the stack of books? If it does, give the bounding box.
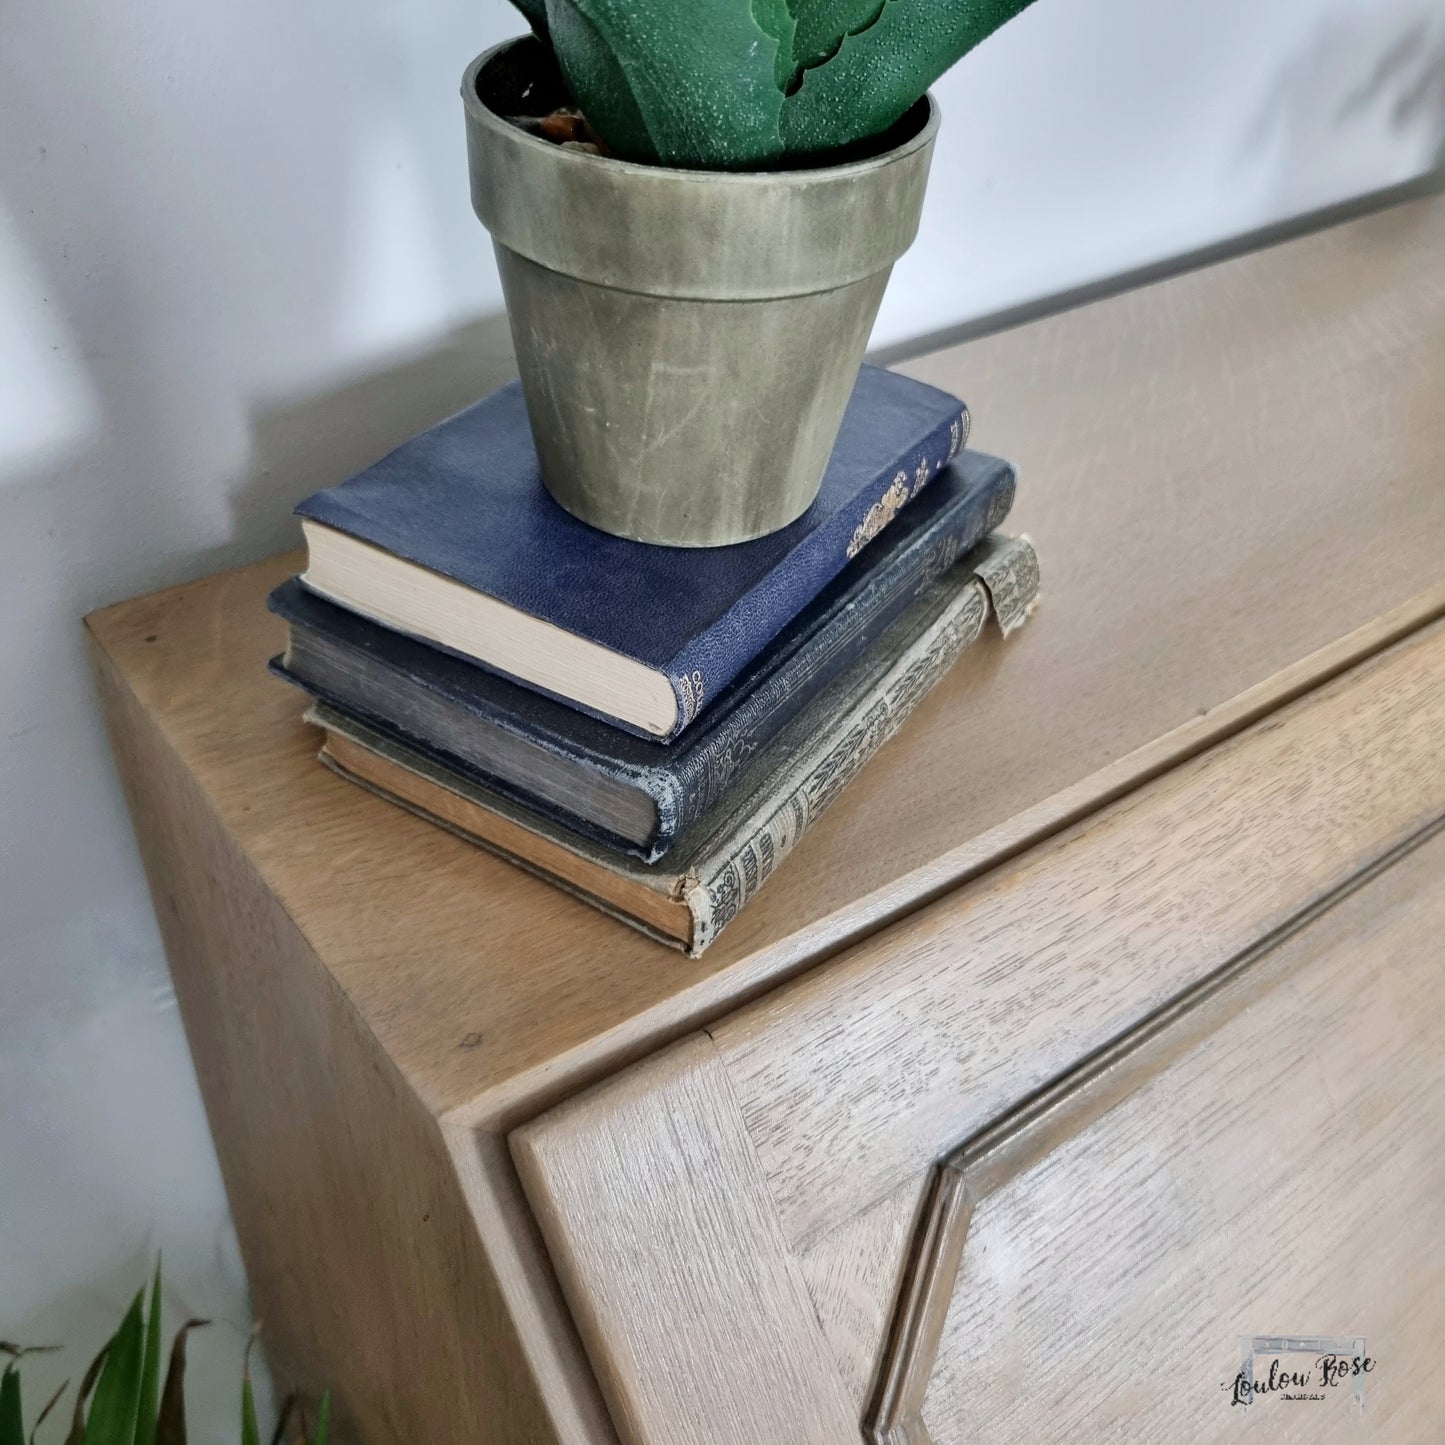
[270,365,1039,954]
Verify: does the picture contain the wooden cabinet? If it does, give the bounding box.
[88,192,1445,1444]
[887,832,1445,1445]
[512,624,1445,1444]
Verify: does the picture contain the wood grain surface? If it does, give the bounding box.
[515,619,1445,1443]
[85,190,1445,1445]
[913,821,1445,1443]
[88,637,616,1445]
[511,1036,857,1445]
[84,193,1445,1126]
[800,1180,932,1411]
[712,618,1445,1252]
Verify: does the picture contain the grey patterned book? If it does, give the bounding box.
[308,535,1040,955]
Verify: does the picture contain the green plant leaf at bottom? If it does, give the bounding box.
[239,1332,261,1445]
[136,1265,163,1445]
[311,1393,330,1445]
[1,1365,24,1445]
[82,1292,146,1445]
[781,0,1039,155]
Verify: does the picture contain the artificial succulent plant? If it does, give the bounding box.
[506,0,1040,169]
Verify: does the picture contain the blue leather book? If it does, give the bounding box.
[294,364,968,741]
[272,452,1016,861]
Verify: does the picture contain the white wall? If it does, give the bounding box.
[1,0,1441,1435]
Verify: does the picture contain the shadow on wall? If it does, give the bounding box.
[226,312,518,571]
[0,0,519,604]
[0,0,521,1420]
[1240,12,1445,206]
[1339,22,1445,165]
[0,0,522,926]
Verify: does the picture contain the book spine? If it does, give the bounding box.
[680,536,1037,955]
[652,462,1014,852]
[661,402,971,740]
[314,741,694,954]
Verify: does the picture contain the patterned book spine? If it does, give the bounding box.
[657,462,1015,850]
[683,535,1039,954]
[662,403,971,738]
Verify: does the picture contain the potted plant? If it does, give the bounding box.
[0,1262,331,1445]
[464,0,1037,546]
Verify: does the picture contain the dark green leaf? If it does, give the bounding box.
[82,1291,145,1445]
[782,0,1039,155]
[1,1364,24,1445]
[154,1321,206,1445]
[311,1393,330,1445]
[30,1379,69,1445]
[545,0,787,167]
[507,0,551,40]
[136,1265,162,1445]
[787,0,883,72]
[752,0,798,88]
[64,1339,110,1445]
[239,1334,260,1445]
[544,0,657,161]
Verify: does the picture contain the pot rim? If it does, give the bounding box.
[461,36,940,187]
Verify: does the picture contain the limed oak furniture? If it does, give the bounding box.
[89,192,1445,1443]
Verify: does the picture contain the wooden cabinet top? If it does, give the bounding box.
[86,192,1445,1124]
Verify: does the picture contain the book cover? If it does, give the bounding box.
[306,535,1041,956]
[295,364,968,740]
[271,451,1017,862]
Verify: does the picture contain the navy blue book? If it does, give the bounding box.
[294,364,968,742]
[271,452,1015,861]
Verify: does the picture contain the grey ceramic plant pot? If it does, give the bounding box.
[463,38,939,547]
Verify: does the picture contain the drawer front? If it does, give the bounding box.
[511,624,1445,1445]
[870,825,1445,1443]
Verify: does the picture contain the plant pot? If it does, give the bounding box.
[463,37,939,547]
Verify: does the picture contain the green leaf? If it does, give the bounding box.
[544,0,657,161]
[0,1349,62,1445]
[83,1293,145,1445]
[545,0,787,167]
[64,1340,110,1445]
[787,0,883,72]
[239,1334,260,1445]
[154,1321,206,1445]
[311,1393,330,1445]
[752,0,798,89]
[239,1383,258,1445]
[506,0,551,39]
[2,1364,24,1445]
[782,0,1039,155]
[136,1265,162,1445]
